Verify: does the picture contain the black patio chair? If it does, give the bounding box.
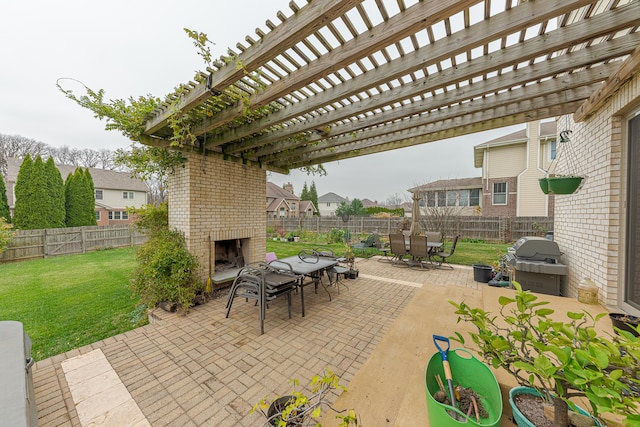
[373,231,391,262]
[430,235,460,270]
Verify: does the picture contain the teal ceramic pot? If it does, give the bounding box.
[509,387,602,427]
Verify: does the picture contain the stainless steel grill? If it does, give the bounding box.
[505,236,567,295]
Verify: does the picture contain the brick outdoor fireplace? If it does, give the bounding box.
[167,152,267,286]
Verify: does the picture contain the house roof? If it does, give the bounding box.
[5,157,148,192]
[266,181,299,200]
[318,192,348,204]
[138,1,639,172]
[299,200,316,212]
[473,121,557,167]
[409,177,482,193]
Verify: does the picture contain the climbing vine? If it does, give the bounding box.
[57,27,325,174]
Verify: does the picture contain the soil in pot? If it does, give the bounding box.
[512,393,599,427]
[609,313,640,336]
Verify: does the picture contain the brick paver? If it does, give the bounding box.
[32,258,477,427]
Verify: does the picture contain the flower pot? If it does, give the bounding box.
[425,348,502,427]
[538,177,550,194]
[509,386,602,427]
[547,176,583,194]
[472,264,493,283]
[609,313,640,336]
[267,395,304,427]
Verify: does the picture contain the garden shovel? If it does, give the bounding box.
[433,335,458,413]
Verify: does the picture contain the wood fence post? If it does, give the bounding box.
[81,228,86,253]
[43,228,48,258]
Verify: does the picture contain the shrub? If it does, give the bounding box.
[128,203,200,312]
[130,228,200,312]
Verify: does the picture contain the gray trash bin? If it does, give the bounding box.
[0,320,38,427]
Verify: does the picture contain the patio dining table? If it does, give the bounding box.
[270,255,338,317]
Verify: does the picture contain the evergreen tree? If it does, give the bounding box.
[309,181,319,215]
[44,156,66,228]
[300,182,309,201]
[14,155,50,229]
[84,168,98,225]
[13,154,34,229]
[65,168,97,227]
[0,173,11,223]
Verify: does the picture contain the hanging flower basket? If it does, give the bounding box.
[547,176,583,194]
[538,178,550,194]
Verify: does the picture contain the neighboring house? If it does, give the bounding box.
[5,157,148,226]
[266,182,316,218]
[473,121,556,217]
[317,192,349,217]
[361,198,382,208]
[409,177,482,216]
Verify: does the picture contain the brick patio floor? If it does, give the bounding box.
[33,257,481,427]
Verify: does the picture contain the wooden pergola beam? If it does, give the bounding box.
[279,81,601,168]
[574,46,640,122]
[209,0,600,152]
[220,0,635,154]
[143,0,363,134]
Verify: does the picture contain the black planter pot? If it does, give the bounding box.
[267,395,304,427]
[609,313,640,336]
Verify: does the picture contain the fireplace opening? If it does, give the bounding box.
[215,239,247,272]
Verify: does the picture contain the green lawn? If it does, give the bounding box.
[0,247,146,360]
[0,237,510,361]
[267,237,510,267]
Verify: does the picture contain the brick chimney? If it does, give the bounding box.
[284,182,294,194]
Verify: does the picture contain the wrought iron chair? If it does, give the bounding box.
[373,231,391,262]
[430,235,460,270]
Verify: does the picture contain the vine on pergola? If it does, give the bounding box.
[57,28,326,176]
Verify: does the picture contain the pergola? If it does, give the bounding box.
[139,0,640,173]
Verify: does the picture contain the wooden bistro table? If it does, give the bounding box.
[270,254,338,317]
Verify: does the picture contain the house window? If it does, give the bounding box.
[108,211,127,220]
[95,211,100,221]
[327,203,331,207]
[123,191,134,199]
[550,140,557,160]
[446,191,457,207]
[459,190,469,207]
[426,192,435,207]
[291,202,296,211]
[470,189,480,206]
[492,182,507,205]
[279,207,285,218]
[437,191,446,207]
[95,190,103,200]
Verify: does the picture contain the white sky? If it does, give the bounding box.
[1,0,525,203]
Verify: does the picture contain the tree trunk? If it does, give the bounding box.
[553,397,569,427]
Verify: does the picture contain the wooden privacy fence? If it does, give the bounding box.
[267,216,553,243]
[0,225,147,263]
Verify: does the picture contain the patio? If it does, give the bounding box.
[31,257,613,427]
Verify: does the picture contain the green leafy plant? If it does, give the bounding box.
[450,282,640,427]
[251,368,360,427]
[0,217,15,254]
[129,203,201,312]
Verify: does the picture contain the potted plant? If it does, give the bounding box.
[450,282,640,427]
[342,244,358,279]
[251,368,360,427]
[278,228,287,242]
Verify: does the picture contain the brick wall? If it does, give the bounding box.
[481,177,518,217]
[554,73,640,306]
[168,153,267,283]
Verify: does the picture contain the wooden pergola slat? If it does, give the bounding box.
[140,0,640,174]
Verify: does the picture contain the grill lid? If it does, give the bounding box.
[511,236,562,260]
